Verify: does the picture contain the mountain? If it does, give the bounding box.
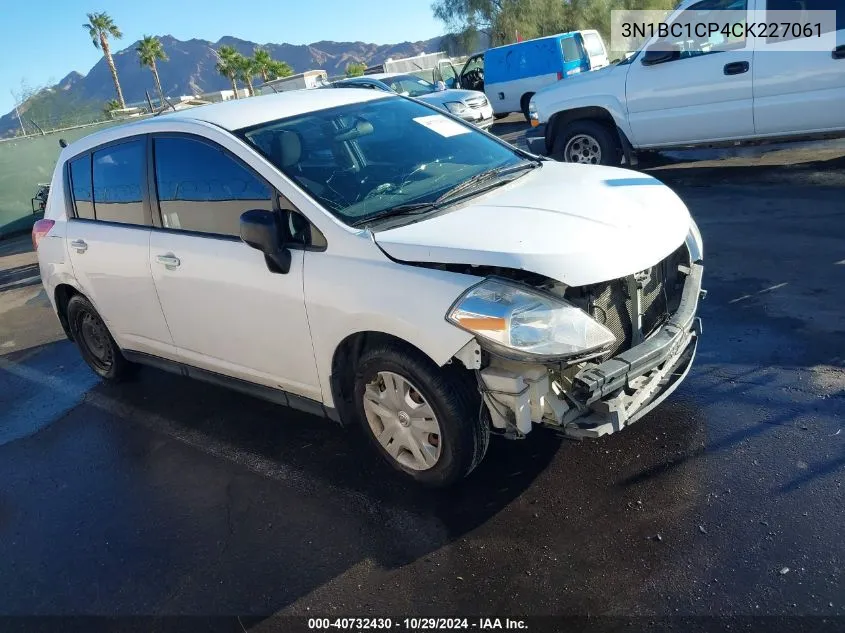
[0,35,442,137]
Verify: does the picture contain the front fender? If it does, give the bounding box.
[304,251,479,408]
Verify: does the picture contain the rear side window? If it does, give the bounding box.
[561,37,584,62]
[153,136,272,237]
[92,140,147,225]
[69,155,95,220]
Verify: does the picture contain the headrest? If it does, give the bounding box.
[274,130,302,167]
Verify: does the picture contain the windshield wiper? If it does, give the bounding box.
[434,161,539,205]
[350,202,437,227]
[350,161,540,228]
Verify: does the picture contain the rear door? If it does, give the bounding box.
[148,134,321,400]
[65,138,175,359]
[752,0,845,135]
[582,30,610,69]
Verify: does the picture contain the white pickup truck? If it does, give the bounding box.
[529,0,845,165]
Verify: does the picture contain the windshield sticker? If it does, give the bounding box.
[412,114,471,138]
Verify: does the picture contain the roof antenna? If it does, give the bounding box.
[59,138,68,148]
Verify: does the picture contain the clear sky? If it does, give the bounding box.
[0,0,443,113]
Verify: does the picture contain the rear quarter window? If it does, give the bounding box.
[69,155,95,220]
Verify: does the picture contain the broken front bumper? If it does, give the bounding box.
[479,262,704,439]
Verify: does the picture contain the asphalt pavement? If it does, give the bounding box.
[0,121,843,629]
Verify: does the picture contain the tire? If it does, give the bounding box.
[552,119,623,166]
[520,93,535,122]
[67,294,137,381]
[493,113,509,121]
[353,342,489,487]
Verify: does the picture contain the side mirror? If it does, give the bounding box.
[641,43,681,66]
[240,209,291,274]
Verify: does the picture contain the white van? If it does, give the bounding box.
[444,31,610,119]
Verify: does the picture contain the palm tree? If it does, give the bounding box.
[215,45,241,98]
[267,60,293,81]
[103,99,121,115]
[83,12,125,108]
[253,47,293,83]
[234,53,257,97]
[252,48,274,82]
[136,35,168,107]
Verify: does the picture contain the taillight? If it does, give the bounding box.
[31,219,55,250]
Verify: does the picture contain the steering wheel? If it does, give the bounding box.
[463,69,484,89]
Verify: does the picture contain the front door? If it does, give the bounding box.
[148,134,321,400]
[624,0,755,147]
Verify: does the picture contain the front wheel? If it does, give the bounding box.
[552,120,622,166]
[353,343,489,487]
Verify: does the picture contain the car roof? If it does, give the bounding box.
[116,88,393,135]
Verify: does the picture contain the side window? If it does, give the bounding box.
[664,0,748,58]
[767,0,844,36]
[92,139,147,225]
[153,136,272,237]
[584,33,606,57]
[69,155,95,220]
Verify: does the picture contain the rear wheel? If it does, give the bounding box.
[353,343,489,487]
[67,294,136,381]
[552,119,622,166]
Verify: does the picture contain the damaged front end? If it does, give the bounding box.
[455,242,704,440]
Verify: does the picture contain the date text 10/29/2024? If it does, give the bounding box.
[308,618,528,630]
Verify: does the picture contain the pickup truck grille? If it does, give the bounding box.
[573,244,689,360]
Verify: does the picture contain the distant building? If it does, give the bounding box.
[258,71,329,95]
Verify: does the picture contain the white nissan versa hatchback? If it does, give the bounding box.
[34,88,704,486]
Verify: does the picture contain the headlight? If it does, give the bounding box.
[447,279,616,359]
[444,101,468,114]
[528,100,540,127]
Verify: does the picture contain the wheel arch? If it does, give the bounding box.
[54,282,83,340]
[328,330,475,426]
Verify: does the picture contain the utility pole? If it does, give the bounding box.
[10,90,26,137]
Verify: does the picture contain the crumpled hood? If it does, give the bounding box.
[374,162,692,287]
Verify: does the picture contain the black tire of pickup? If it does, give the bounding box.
[551,119,623,166]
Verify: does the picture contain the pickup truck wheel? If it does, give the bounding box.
[353,343,489,487]
[67,294,137,381]
[553,120,622,166]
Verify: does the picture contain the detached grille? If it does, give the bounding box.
[572,244,689,360]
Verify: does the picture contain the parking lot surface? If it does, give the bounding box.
[0,120,843,624]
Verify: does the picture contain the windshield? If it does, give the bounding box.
[240,97,524,226]
[382,75,437,97]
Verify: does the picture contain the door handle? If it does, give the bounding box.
[833,45,845,60]
[70,239,88,253]
[156,254,181,269]
[723,61,749,75]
